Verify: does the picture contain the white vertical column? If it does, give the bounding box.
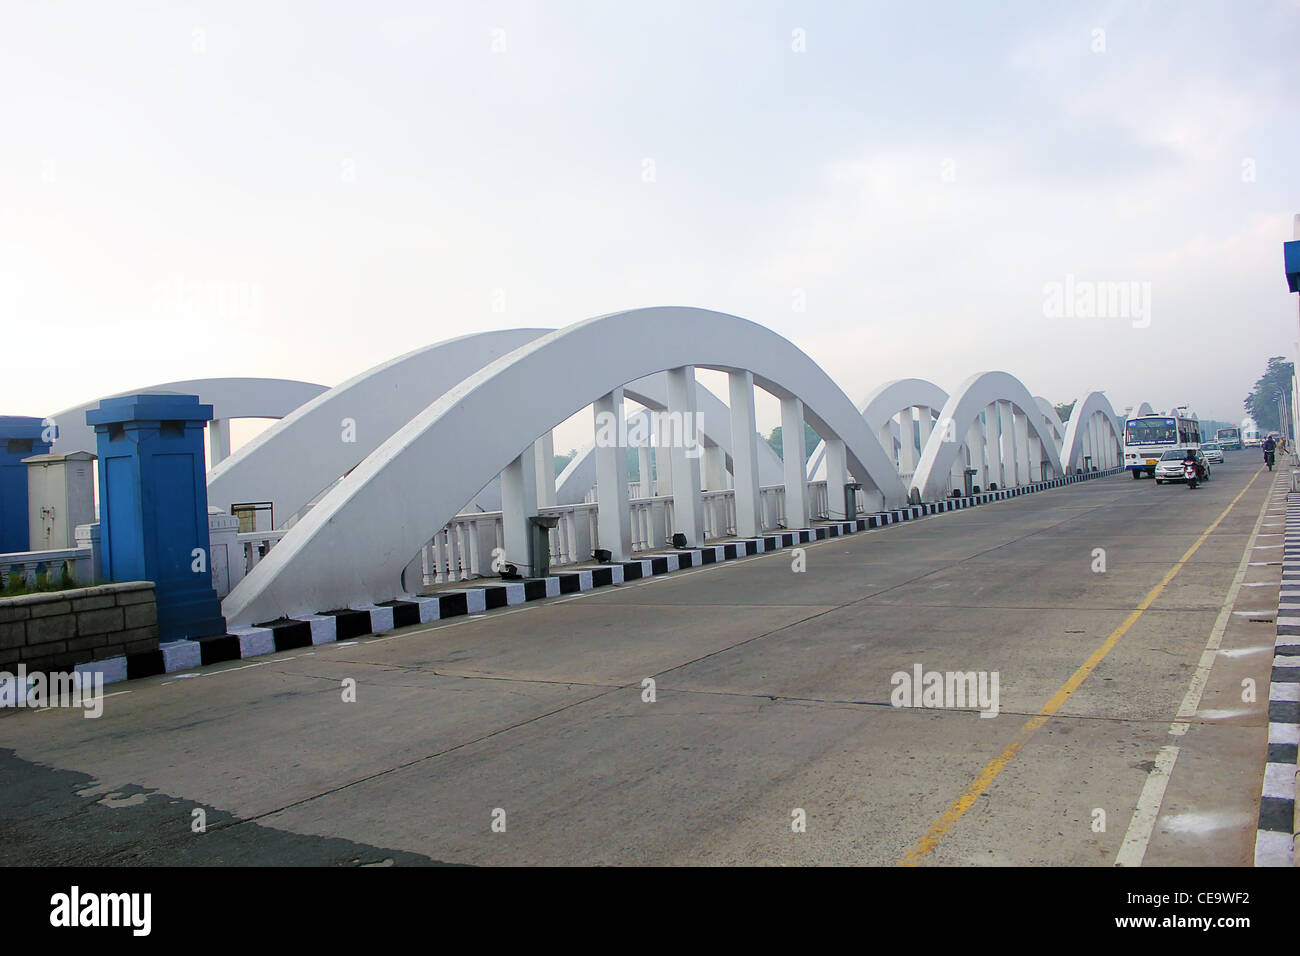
[997,402,1016,486]
[780,395,809,528]
[984,406,1002,487]
[666,367,705,545]
[654,412,673,497]
[1013,408,1030,485]
[728,370,763,539]
[897,407,918,477]
[917,408,934,461]
[638,443,653,497]
[824,438,850,520]
[1029,432,1044,480]
[501,448,539,576]
[703,444,726,492]
[208,419,231,467]
[967,419,987,489]
[534,431,556,507]
[879,422,896,470]
[593,389,632,562]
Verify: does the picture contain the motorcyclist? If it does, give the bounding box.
[1183,447,1204,480]
[1264,435,1277,468]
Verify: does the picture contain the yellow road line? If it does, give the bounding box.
[897,467,1264,866]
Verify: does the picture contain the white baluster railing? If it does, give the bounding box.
[758,484,786,531]
[238,530,288,574]
[0,548,92,590]
[808,480,829,520]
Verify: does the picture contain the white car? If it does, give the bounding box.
[1201,442,1224,464]
[1155,449,1210,484]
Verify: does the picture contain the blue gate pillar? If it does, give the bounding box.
[0,416,53,553]
[86,395,226,641]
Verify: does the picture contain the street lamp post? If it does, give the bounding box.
[1284,214,1300,461]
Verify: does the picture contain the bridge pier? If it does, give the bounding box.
[654,412,673,497]
[207,418,231,467]
[917,407,934,461]
[593,389,632,562]
[997,401,1016,486]
[703,443,726,492]
[534,431,556,507]
[727,370,763,539]
[969,417,989,490]
[824,438,850,519]
[638,442,653,498]
[897,407,917,477]
[501,446,539,576]
[666,366,704,546]
[1013,407,1031,485]
[781,395,809,528]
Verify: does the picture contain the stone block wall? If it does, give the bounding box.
[0,582,159,673]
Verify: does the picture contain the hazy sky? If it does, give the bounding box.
[4,1,1298,451]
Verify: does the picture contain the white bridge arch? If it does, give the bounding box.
[206,329,549,525]
[223,306,910,625]
[1060,391,1124,473]
[43,311,1155,627]
[49,377,327,460]
[808,378,950,484]
[552,375,786,507]
[910,371,1067,502]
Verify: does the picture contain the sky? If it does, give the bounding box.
[3,0,1298,455]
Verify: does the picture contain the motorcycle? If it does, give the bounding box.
[1183,459,1199,489]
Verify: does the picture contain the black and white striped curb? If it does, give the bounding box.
[1257,480,1300,866]
[71,467,1123,687]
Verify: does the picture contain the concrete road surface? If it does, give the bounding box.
[0,455,1281,866]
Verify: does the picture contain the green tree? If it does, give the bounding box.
[1054,400,1077,422]
[1244,356,1294,434]
[766,422,821,462]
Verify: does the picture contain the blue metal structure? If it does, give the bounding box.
[87,394,226,641]
[0,416,53,553]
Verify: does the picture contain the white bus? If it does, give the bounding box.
[1124,411,1201,479]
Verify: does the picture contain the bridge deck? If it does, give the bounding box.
[0,456,1282,865]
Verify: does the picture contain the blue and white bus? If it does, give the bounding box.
[1124,411,1201,479]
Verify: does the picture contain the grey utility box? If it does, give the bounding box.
[529,515,561,578]
[844,482,862,521]
[23,451,96,550]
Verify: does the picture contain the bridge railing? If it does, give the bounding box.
[236,468,961,593]
[0,547,93,590]
[238,530,287,573]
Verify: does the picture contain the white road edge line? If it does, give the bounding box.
[1115,744,1181,867]
[1113,471,1274,866]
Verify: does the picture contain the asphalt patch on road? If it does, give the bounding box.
[0,748,455,866]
